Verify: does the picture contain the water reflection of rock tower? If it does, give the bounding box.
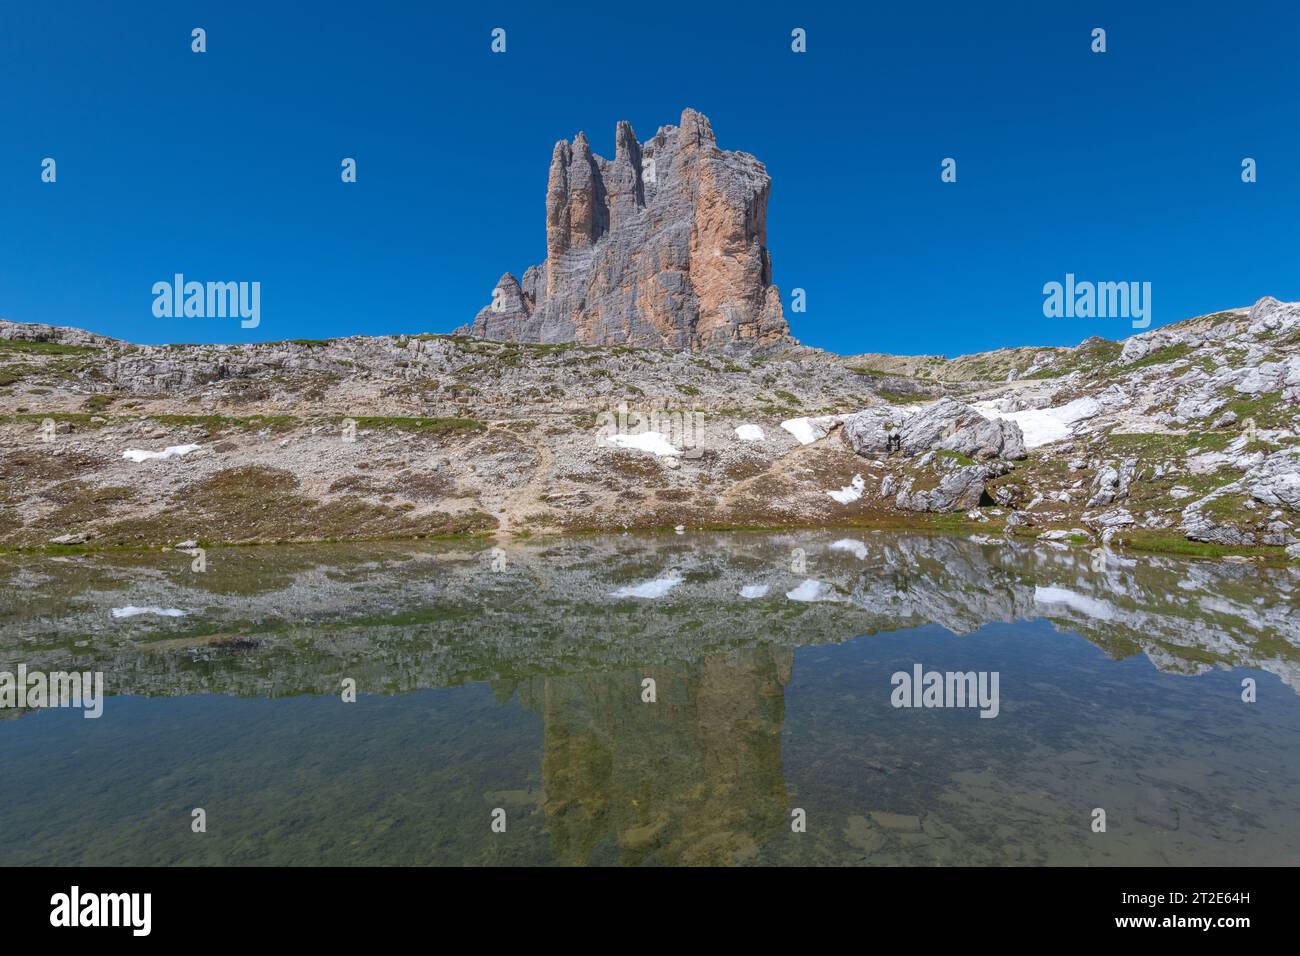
[518,646,792,865]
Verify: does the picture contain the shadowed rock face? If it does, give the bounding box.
[458,108,792,351]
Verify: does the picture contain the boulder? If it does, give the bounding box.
[1246,449,1300,511]
[1087,458,1137,508]
[893,398,1027,460]
[895,461,1010,513]
[840,407,908,455]
[1247,296,1300,337]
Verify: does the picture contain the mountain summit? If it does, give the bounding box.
[457,108,792,351]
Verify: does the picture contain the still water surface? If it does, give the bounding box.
[1,532,1297,865]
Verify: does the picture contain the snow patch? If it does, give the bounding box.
[827,474,865,504]
[780,415,838,445]
[972,397,1100,448]
[739,584,770,599]
[122,444,203,463]
[734,424,765,441]
[112,606,187,619]
[604,432,680,457]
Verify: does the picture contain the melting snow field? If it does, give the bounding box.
[122,444,203,463]
[111,606,187,619]
[734,424,765,441]
[971,397,1100,448]
[604,432,681,456]
[827,474,865,504]
[780,415,838,445]
[609,574,683,599]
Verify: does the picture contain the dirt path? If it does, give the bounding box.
[489,429,556,536]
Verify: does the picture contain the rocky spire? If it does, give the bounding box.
[460,108,792,351]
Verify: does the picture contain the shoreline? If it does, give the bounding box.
[3,517,1291,566]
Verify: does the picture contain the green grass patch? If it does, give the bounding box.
[148,413,298,435]
[1105,430,1231,456]
[1224,392,1289,429]
[879,388,929,404]
[1024,339,1123,380]
[1120,342,1192,371]
[0,340,99,356]
[1,412,106,428]
[936,449,976,467]
[347,416,486,433]
[1122,530,1284,564]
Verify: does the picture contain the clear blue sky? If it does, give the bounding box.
[2,1,1297,356]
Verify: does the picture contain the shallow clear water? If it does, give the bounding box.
[1,532,1298,865]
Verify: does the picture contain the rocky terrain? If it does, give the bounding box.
[1,295,1299,562]
[457,108,790,349]
[5,103,1294,562]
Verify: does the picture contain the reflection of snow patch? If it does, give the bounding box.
[781,415,838,445]
[735,424,765,441]
[610,573,683,599]
[1033,585,1115,620]
[122,444,202,463]
[829,538,868,559]
[786,579,838,603]
[604,432,680,456]
[740,584,769,599]
[827,474,865,504]
[972,397,1100,448]
[112,606,187,619]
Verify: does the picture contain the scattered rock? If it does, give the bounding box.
[49,531,96,545]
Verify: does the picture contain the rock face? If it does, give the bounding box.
[1087,458,1137,508]
[895,463,1003,513]
[457,108,792,351]
[1181,447,1300,546]
[841,399,1027,462]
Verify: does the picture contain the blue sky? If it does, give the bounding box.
[2,1,1297,356]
